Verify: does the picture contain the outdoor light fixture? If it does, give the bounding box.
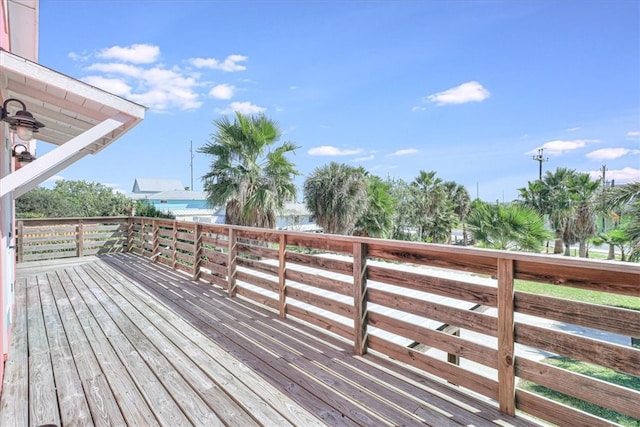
[12,144,35,169]
[1,98,45,141]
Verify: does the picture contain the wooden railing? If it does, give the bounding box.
[16,217,129,262]
[16,217,640,426]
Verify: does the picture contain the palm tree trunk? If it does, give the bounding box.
[607,244,615,260]
[553,230,563,254]
[579,240,587,258]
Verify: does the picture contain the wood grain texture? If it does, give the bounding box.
[13,216,639,426]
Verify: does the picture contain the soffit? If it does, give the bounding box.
[0,49,146,151]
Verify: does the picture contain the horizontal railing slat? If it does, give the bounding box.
[15,216,640,427]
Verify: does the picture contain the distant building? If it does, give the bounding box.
[131,178,185,194]
[129,178,320,230]
[129,178,214,221]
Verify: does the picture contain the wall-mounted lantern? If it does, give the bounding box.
[12,144,35,169]
[1,98,45,141]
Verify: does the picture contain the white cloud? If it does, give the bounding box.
[528,139,597,156]
[353,155,375,162]
[307,146,362,156]
[190,54,248,72]
[85,62,203,111]
[589,167,640,183]
[97,44,160,64]
[566,127,581,132]
[220,101,266,115]
[209,84,235,100]
[82,76,132,97]
[607,167,640,183]
[390,148,419,156]
[68,51,91,62]
[411,106,426,112]
[73,44,250,113]
[586,147,640,161]
[289,86,299,90]
[627,131,640,140]
[86,62,144,78]
[426,81,490,106]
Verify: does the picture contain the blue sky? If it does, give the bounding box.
[36,0,639,202]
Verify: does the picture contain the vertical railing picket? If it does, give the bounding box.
[227,228,237,296]
[497,257,516,416]
[353,241,368,355]
[193,222,202,280]
[278,234,287,319]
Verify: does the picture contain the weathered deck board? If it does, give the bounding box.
[0,275,29,426]
[38,273,93,426]
[88,260,327,427]
[27,275,59,427]
[2,254,546,426]
[104,253,542,427]
[48,269,128,427]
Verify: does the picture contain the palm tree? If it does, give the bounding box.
[354,175,396,238]
[519,168,575,254]
[410,170,455,243]
[303,162,368,235]
[199,112,299,228]
[600,182,640,261]
[443,181,471,244]
[467,201,550,252]
[566,172,600,257]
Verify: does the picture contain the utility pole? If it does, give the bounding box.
[190,140,194,191]
[532,148,548,180]
[601,164,608,232]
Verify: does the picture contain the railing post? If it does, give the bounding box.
[171,221,178,269]
[152,219,159,262]
[227,228,237,297]
[192,223,202,280]
[126,217,133,252]
[497,257,516,416]
[353,241,368,355]
[278,234,287,319]
[16,220,23,263]
[76,219,84,258]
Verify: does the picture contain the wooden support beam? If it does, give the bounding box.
[228,228,237,296]
[278,234,287,319]
[497,258,515,416]
[353,242,368,355]
[76,220,84,258]
[192,223,202,281]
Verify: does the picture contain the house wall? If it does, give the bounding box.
[0,0,39,390]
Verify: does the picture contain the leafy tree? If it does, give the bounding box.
[16,180,131,218]
[565,172,600,257]
[467,200,550,252]
[600,182,640,261]
[387,173,468,243]
[354,175,396,238]
[303,162,368,235]
[591,228,632,261]
[443,180,472,244]
[408,171,459,243]
[519,167,574,254]
[134,199,175,219]
[199,112,299,228]
[388,177,418,241]
[15,187,63,218]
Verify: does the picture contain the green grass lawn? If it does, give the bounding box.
[515,280,640,310]
[518,357,640,426]
[515,279,640,425]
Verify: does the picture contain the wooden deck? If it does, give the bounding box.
[1,254,543,426]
